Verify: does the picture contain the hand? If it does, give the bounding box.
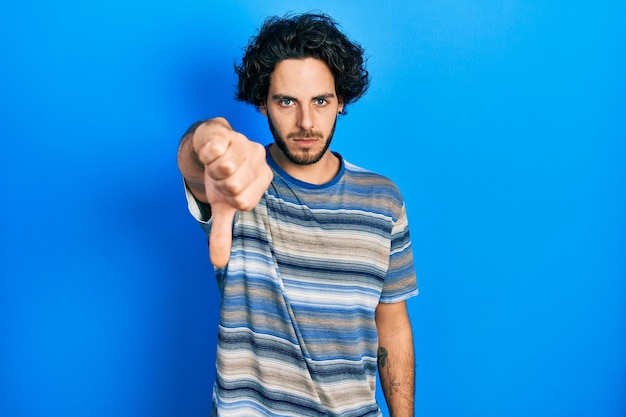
[193,118,273,267]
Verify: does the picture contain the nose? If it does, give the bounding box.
[296,105,314,131]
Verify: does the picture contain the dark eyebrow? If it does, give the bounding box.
[271,94,297,102]
[313,93,336,100]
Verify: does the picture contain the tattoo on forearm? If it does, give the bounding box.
[378,346,401,396]
[378,347,388,368]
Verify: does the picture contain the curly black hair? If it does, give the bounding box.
[235,13,370,115]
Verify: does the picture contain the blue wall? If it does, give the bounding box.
[1,1,624,416]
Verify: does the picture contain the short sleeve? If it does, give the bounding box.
[183,180,212,236]
[379,202,418,303]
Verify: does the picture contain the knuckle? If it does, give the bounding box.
[196,145,213,165]
[252,141,266,158]
[194,123,233,163]
[222,179,244,196]
[217,159,236,176]
[203,117,230,134]
[210,117,231,129]
[206,137,228,158]
[198,141,226,166]
[233,194,255,211]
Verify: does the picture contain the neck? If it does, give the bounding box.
[269,144,340,185]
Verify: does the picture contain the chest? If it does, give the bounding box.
[263,191,393,308]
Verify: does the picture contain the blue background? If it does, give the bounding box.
[1,1,624,416]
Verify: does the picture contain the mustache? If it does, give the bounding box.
[287,130,324,139]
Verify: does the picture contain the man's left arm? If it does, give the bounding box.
[376,300,414,417]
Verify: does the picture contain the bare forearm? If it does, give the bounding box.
[177,121,208,203]
[376,303,415,416]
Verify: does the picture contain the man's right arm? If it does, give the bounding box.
[177,117,273,209]
[176,117,273,267]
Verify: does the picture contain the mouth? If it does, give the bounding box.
[292,137,319,146]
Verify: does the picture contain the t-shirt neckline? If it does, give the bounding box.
[265,144,345,190]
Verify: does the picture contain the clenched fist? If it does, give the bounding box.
[180,117,273,267]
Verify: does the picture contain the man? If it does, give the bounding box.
[178,13,417,417]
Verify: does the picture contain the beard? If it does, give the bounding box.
[267,111,337,166]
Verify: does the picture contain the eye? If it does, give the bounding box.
[315,98,328,106]
[279,98,294,107]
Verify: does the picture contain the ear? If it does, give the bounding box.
[338,97,344,114]
[260,101,268,117]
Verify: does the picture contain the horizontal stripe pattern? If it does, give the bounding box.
[191,151,417,416]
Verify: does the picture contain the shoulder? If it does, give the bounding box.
[343,160,404,201]
[341,160,407,222]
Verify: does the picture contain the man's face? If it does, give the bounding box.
[261,58,344,166]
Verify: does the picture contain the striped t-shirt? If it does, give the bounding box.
[186,148,418,417]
